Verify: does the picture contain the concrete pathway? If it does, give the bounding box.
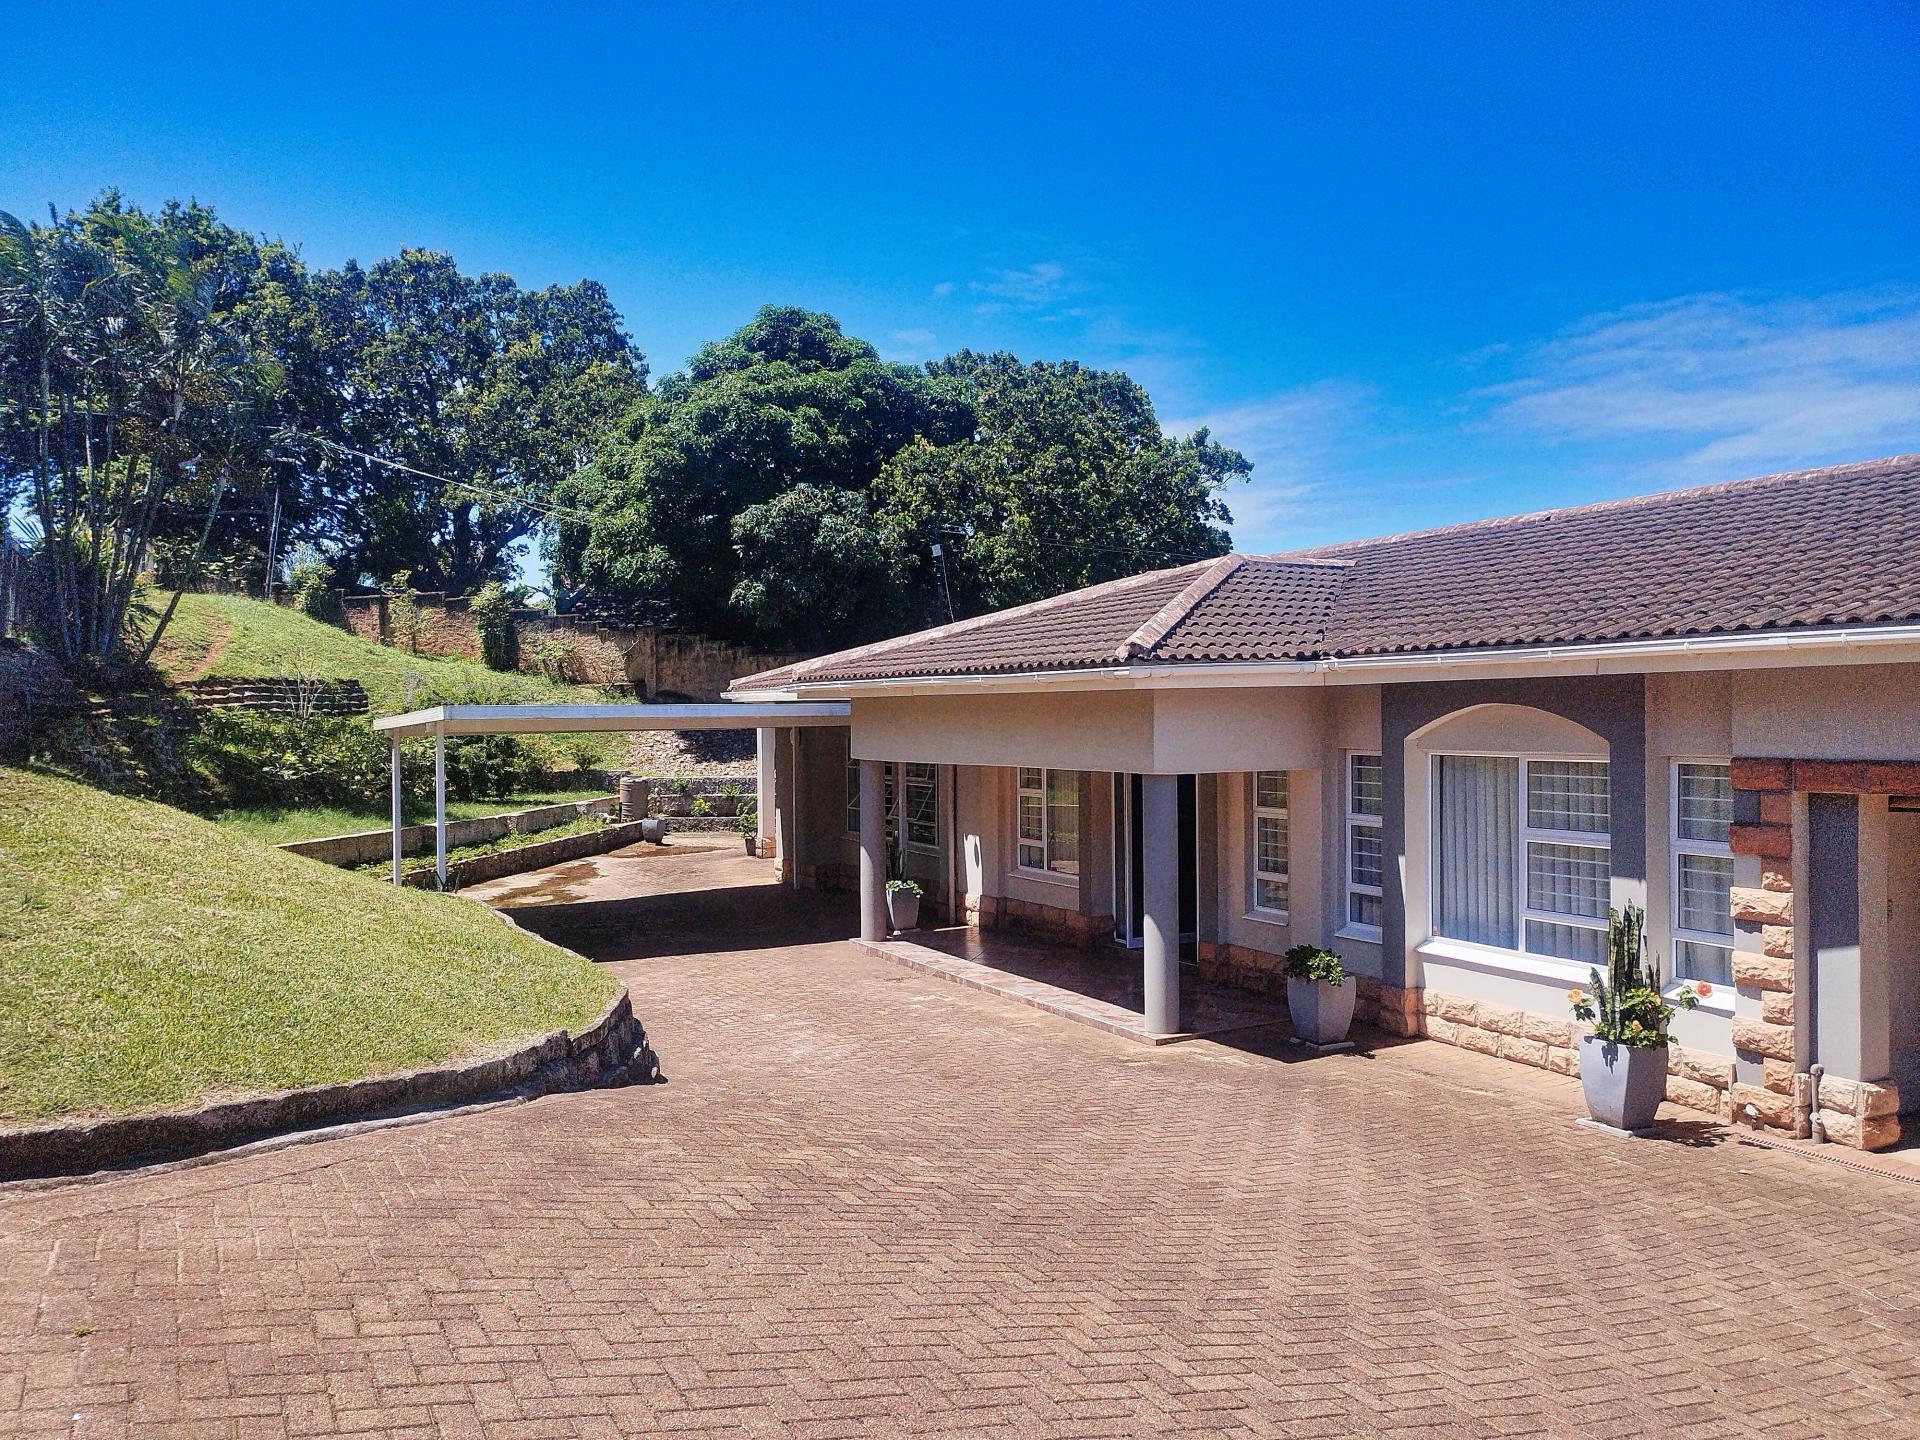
[4,847,1918,1438]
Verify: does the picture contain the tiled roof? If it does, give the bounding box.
[732,454,1920,688]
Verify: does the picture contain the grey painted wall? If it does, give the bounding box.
[1379,675,1648,988]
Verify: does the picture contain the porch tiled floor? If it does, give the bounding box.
[863,922,1292,1043]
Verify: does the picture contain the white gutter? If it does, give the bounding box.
[372,700,851,739]
[731,622,1920,701]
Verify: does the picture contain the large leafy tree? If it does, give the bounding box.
[552,306,970,636]
[316,251,646,591]
[0,198,283,666]
[873,352,1248,620]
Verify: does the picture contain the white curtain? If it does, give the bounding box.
[1435,755,1518,948]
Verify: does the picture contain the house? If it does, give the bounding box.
[732,454,1920,1152]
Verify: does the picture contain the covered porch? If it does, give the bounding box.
[370,701,851,886]
[858,920,1290,1044]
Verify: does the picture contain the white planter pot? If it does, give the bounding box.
[1285,974,1357,1047]
[886,887,921,932]
[1578,1036,1668,1132]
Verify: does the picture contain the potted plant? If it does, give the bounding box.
[886,878,923,932]
[1283,944,1357,1047]
[1568,902,1702,1133]
[737,805,759,855]
[710,782,742,818]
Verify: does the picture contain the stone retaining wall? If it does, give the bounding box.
[180,676,370,716]
[337,591,805,701]
[0,986,650,1183]
[397,818,653,889]
[281,795,616,867]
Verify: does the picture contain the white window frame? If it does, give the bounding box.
[1669,757,1735,1002]
[846,751,902,840]
[1423,750,1613,966]
[1343,752,1384,941]
[844,738,861,838]
[903,762,939,853]
[1248,770,1290,923]
[1014,767,1078,880]
[1517,757,1612,958]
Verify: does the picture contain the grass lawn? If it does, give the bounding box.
[157,593,594,714]
[215,785,614,846]
[0,766,619,1124]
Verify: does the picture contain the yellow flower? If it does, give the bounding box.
[1565,988,1585,1004]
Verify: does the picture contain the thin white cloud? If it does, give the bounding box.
[881,328,939,362]
[970,259,1070,314]
[1480,289,1920,476]
[1164,381,1379,548]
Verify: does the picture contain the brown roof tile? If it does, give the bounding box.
[732,454,1920,687]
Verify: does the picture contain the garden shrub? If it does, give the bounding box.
[287,548,342,624]
[189,709,395,809]
[468,582,517,671]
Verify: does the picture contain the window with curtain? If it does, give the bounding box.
[1431,754,1611,964]
[1672,761,1734,986]
[1250,771,1289,916]
[1016,767,1080,875]
[1346,754,1383,934]
[903,763,938,850]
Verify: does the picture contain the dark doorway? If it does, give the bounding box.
[1113,773,1198,957]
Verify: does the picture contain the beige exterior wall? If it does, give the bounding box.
[851,687,1327,774]
[1731,663,1920,760]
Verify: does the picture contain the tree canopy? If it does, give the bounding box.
[315,252,645,592]
[551,306,970,637]
[4,192,1253,664]
[554,314,1248,649]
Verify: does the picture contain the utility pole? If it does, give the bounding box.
[263,485,282,603]
[930,541,955,623]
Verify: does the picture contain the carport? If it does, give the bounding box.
[371,702,851,887]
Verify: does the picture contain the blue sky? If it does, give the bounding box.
[6,1,1918,562]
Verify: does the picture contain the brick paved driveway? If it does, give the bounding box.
[5,848,1919,1439]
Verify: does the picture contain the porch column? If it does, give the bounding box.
[789,728,803,891]
[433,727,448,888]
[1140,773,1180,1035]
[389,738,404,885]
[858,756,887,942]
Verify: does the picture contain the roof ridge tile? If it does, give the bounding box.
[1117,554,1245,660]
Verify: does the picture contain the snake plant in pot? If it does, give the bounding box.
[1568,902,1702,1132]
[1283,943,1356,1047]
[884,821,922,931]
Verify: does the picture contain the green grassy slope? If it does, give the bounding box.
[159,593,590,713]
[0,766,619,1123]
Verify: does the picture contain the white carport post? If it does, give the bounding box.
[389,738,404,885]
[755,727,776,859]
[1140,773,1181,1035]
[858,756,887,942]
[433,725,448,887]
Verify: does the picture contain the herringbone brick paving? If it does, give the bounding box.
[4,849,1918,1438]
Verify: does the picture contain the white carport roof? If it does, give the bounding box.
[372,701,850,740]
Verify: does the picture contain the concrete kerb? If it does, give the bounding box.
[0,904,659,1184]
